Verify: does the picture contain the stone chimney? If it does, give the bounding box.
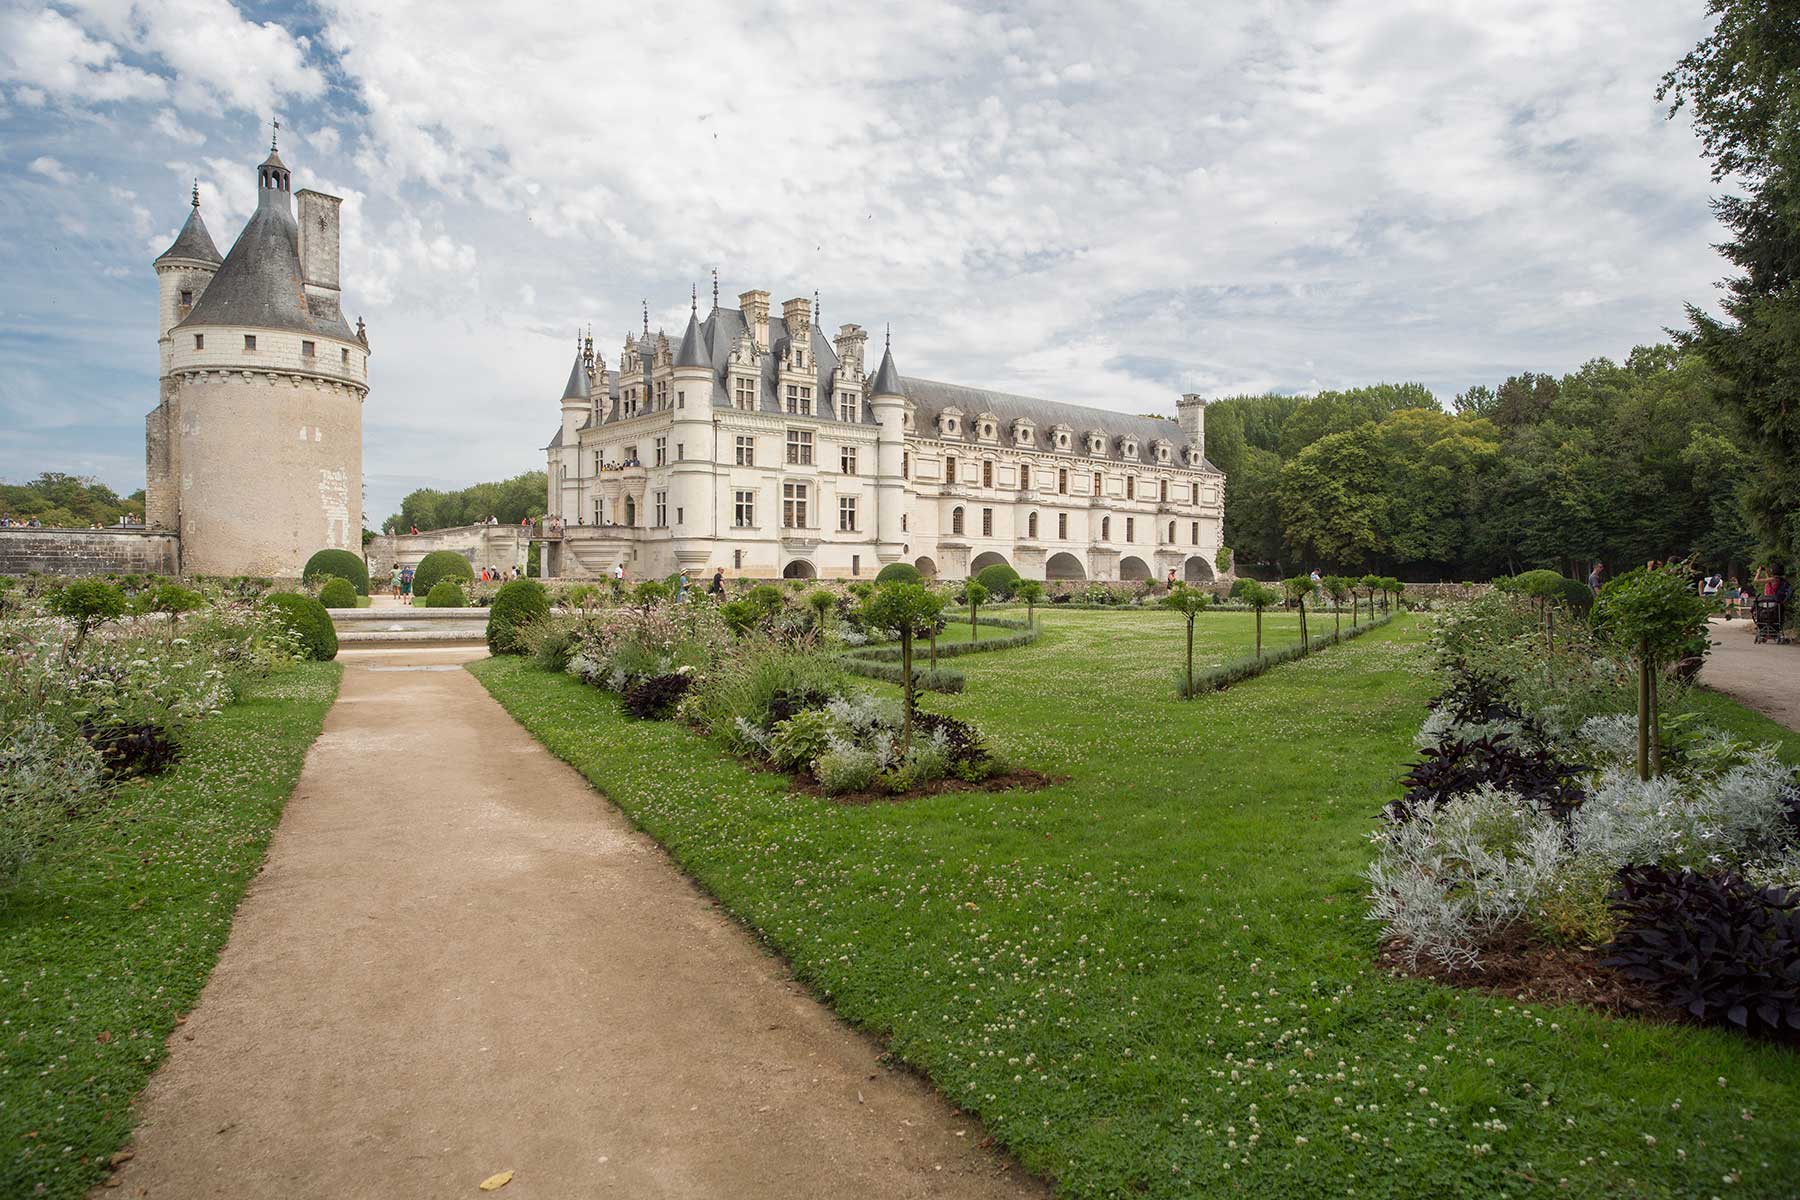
[781,295,812,337]
[738,289,770,351]
[833,323,867,378]
[1177,393,1206,456]
[296,189,342,326]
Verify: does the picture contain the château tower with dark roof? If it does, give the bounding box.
[145,133,369,577]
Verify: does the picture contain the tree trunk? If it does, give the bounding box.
[900,632,915,752]
[1635,637,1651,783]
[970,604,979,643]
[1185,618,1194,693]
[929,631,938,670]
[1649,653,1662,778]
[1334,604,1341,639]
[1255,608,1263,658]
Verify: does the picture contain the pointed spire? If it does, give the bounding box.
[561,342,591,402]
[191,178,200,208]
[711,268,719,311]
[871,329,903,397]
[271,118,280,152]
[156,186,223,266]
[691,283,698,314]
[675,305,707,368]
[813,290,820,330]
[642,300,649,337]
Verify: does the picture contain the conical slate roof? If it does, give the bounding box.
[155,205,222,266]
[561,349,590,401]
[870,344,904,396]
[674,310,706,367]
[178,187,354,339]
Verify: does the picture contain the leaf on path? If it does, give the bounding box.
[479,1169,515,1191]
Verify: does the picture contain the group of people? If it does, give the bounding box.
[606,563,728,603]
[1585,559,1791,620]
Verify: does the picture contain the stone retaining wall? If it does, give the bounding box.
[364,525,531,575]
[0,528,180,577]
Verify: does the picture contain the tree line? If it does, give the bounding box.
[0,473,146,528]
[382,471,547,533]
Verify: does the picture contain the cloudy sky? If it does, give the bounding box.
[0,0,1728,526]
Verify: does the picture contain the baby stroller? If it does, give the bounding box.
[1752,597,1789,645]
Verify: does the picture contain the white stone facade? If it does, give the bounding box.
[544,288,1223,583]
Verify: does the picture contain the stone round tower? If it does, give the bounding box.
[145,133,369,578]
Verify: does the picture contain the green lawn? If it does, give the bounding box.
[0,662,341,1200]
[472,612,1800,1198]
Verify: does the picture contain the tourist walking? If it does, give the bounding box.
[399,565,414,605]
[709,568,725,597]
[676,569,689,602]
[613,562,625,582]
[390,563,402,599]
[1587,562,1604,594]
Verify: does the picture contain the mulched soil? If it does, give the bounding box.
[803,766,1062,807]
[1377,929,1683,1024]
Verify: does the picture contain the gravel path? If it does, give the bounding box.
[1700,615,1800,732]
[102,645,1045,1199]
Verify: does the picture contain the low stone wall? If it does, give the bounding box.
[364,525,531,576]
[0,528,180,577]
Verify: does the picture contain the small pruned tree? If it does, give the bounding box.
[1359,573,1382,616]
[1282,576,1312,650]
[141,582,205,629]
[50,578,126,657]
[805,588,837,633]
[748,583,785,617]
[1322,575,1352,636]
[1239,580,1279,658]
[1015,579,1045,626]
[1215,546,1234,577]
[863,583,945,751]
[1160,584,1212,697]
[1381,577,1404,613]
[963,580,990,643]
[632,579,672,614]
[1594,566,1715,781]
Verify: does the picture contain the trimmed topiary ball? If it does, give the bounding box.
[412,550,474,599]
[318,577,358,609]
[264,592,337,661]
[974,562,1022,600]
[302,548,369,595]
[423,579,466,608]
[875,562,921,586]
[486,579,549,655]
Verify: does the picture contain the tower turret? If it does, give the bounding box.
[670,289,716,567]
[869,329,908,561]
[1177,393,1206,459]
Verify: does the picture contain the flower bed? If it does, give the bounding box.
[1366,587,1800,1041]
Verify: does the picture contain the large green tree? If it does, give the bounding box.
[0,473,144,527]
[1662,1,1800,564]
[384,471,548,533]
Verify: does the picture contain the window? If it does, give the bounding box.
[946,455,958,484]
[624,496,636,525]
[1101,516,1110,540]
[244,334,257,351]
[179,289,192,306]
[592,498,601,525]
[840,446,858,475]
[655,380,668,408]
[901,513,908,532]
[1191,520,1199,544]
[301,340,315,357]
[654,436,668,467]
[1058,512,1068,539]
[982,507,993,537]
[734,376,756,410]
[785,428,813,465]
[654,491,668,527]
[838,391,860,422]
[952,506,965,535]
[624,444,638,464]
[782,482,809,528]
[1020,464,1031,490]
[194,334,204,349]
[982,461,994,489]
[852,554,861,576]
[1168,520,1177,543]
[1093,472,1102,496]
[902,452,910,479]
[838,496,858,532]
[734,490,756,528]
[676,506,684,524]
[1027,511,1038,538]
[677,389,686,409]
[735,435,756,466]
[1193,482,1202,504]
[1160,479,1169,502]
[786,384,813,415]
[1126,476,1136,500]
[1058,468,1068,494]
[676,443,685,461]
[1126,516,1136,542]
[734,549,744,569]
[341,348,349,365]
[593,451,601,473]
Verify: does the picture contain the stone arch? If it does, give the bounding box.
[913,555,938,579]
[1183,555,1215,583]
[1119,555,1152,581]
[1046,551,1086,580]
[970,550,1010,575]
[782,559,816,579]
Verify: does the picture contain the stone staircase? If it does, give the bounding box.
[332,605,489,646]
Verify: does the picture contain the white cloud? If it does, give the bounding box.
[29,155,77,185]
[0,8,166,103]
[150,107,205,144]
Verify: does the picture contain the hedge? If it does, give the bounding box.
[486,578,549,655]
[973,563,1022,598]
[837,657,965,693]
[264,592,337,661]
[423,579,466,608]
[1184,612,1394,695]
[318,577,358,609]
[874,562,922,585]
[412,550,474,599]
[301,548,369,595]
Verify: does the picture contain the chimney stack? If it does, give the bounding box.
[296,189,342,326]
[781,295,812,337]
[834,323,867,378]
[738,289,770,351]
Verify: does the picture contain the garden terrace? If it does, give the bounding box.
[474,607,1800,1198]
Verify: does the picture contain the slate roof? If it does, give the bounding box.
[897,377,1219,470]
[155,205,222,266]
[560,349,590,401]
[177,185,355,340]
[675,310,707,367]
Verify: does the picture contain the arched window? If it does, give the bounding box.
[1168,520,1176,543]
[624,496,636,526]
[1100,516,1111,540]
[1028,511,1039,538]
[952,506,965,535]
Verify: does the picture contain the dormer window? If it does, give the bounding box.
[1120,438,1139,460]
[734,375,756,411]
[1087,432,1106,455]
[1013,419,1035,446]
[938,407,963,437]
